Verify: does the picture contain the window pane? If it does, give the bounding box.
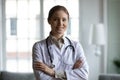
[6,59,32,72]
[17,20,29,38]
[17,0,28,19]
[28,19,40,39]
[6,19,11,37]
[67,1,79,18]
[29,0,40,18]
[6,39,17,59]
[6,59,18,72]
[44,0,55,18]
[6,0,17,18]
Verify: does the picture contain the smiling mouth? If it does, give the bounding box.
[56,28,64,32]
[57,28,64,31]
[57,26,64,29]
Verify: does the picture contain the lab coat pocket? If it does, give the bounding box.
[63,59,74,69]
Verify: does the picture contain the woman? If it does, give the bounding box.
[32,5,89,80]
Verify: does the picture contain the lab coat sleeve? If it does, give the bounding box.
[65,43,89,80]
[32,42,53,80]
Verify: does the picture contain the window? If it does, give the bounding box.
[4,0,80,72]
[5,0,40,72]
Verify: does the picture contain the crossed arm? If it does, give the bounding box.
[33,59,83,78]
[32,42,89,80]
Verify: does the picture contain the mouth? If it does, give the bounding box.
[57,27,64,31]
[56,27,64,33]
[56,26,64,29]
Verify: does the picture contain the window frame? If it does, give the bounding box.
[0,0,6,70]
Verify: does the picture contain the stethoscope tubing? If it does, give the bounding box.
[46,36,75,67]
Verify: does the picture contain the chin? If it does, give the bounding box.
[57,31,64,34]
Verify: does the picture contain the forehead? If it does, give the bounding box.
[52,10,68,18]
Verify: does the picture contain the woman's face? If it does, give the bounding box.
[49,10,69,37]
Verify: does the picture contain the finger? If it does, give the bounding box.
[77,59,83,63]
[73,59,84,69]
[77,59,84,67]
[34,65,45,71]
[75,60,82,66]
[33,62,46,70]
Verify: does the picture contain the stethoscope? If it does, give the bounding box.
[46,36,75,68]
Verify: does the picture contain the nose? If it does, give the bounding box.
[58,20,63,26]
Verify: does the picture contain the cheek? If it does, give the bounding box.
[49,23,56,29]
[51,25,56,31]
[64,23,68,28]
[51,22,57,27]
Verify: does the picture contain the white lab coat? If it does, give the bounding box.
[32,36,89,80]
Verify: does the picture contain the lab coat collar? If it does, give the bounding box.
[48,33,70,46]
[49,32,65,43]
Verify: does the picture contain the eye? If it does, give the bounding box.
[63,18,67,22]
[53,17,59,21]
[53,18,57,21]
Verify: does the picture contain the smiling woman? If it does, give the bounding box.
[32,5,89,80]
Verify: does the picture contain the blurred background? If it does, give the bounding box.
[0,0,120,80]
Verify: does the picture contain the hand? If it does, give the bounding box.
[34,61,55,77]
[73,59,83,69]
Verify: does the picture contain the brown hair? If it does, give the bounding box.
[48,5,69,22]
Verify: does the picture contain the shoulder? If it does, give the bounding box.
[66,36,84,52]
[65,36,82,46]
[32,39,46,48]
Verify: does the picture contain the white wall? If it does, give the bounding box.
[79,0,104,80]
[107,0,120,73]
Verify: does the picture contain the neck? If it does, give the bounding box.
[51,32,63,40]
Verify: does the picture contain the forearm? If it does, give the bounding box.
[65,63,89,80]
[33,61,55,77]
[33,69,54,80]
[54,65,88,80]
[53,58,88,80]
[34,64,66,80]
